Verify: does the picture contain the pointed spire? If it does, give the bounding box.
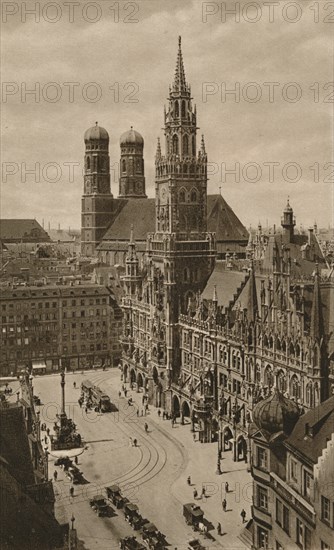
[200,134,206,155]
[310,263,324,341]
[155,137,161,160]
[173,36,187,92]
[246,261,258,323]
[130,224,134,244]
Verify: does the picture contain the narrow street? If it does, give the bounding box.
[29,369,252,550]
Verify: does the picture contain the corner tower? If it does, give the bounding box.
[81,123,114,256]
[119,127,146,198]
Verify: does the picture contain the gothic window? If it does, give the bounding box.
[122,159,126,173]
[175,101,179,118]
[190,164,195,174]
[136,159,141,173]
[184,267,190,282]
[190,189,197,202]
[179,189,186,202]
[86,157,90,170]
[183,164,188,175]
[290,375,300,400]
[181,100,186,118]
[277,370,287,392]
[306,383,313,407]
[192,136,196,156]
[183,134,189,156]
[172,135,179,155]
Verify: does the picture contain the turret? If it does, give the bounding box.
[281,198,296,243]
[118,127,146,198]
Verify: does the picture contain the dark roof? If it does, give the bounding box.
[99,195,248,245]
[207,195,249,242]
[201,263,247,309]
[0,219,50,243]
[285,395,334,464]
[261,233,325,277]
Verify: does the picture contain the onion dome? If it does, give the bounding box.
[120,126,144,146]
[253,389,300,436]
[84,122,109,142]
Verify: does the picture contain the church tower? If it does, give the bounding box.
[118,127,146,198]
[148,36,216,383]
[81,123,114,256]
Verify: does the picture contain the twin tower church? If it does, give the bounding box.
[81,37,249,262]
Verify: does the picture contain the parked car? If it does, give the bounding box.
[65,466,83,484]
[119,536,146,550]
[188,540,205,550]
[106,484,125,508]
[89,495,109,517]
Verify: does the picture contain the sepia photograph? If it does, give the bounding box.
[0,1,333,549]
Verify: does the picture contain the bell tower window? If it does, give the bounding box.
[172,135,179,155]
[181,100,186,118]
[191,189,197,202]
[183,134,189,156]
[86,157,90,170]
[175,101,179,118]
[122,159,126,173]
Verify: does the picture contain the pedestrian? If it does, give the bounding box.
[73,381,76,388]
[162,411,165,420]
[137,409,139,417]
[187,476,191,485]
[158,409,161,418]
[193,488,198,499]
[144,422,148,433]
[44,435,48,444]
[222,498,227,512]
[193,433,196,442]
[141,410,144,417]
[240,509,246,523]
[217,522,222,536]
[74,456,78,465]
[142,396,145,405]
[53,471,58,481]
[46,428,50,436]
[225,481,229,493]
[124,389,127,397]
[70,486,74,497]
[118,391,121,398]
[202,486,206,498]
[85,406,88,414]
[133,438,137,447]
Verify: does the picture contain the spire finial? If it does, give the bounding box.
[130,224,134,243]
[173,36,187,92]
[130,125,133,130]
[95,121,98,126]
[213,284,218,303]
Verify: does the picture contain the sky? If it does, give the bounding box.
[1,0,333,231]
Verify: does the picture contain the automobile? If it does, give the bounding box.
[183,503,204,528]
[66,466,83,484]
[141,523,166,549]
[106,484,125,508]
[89,495,109,517]
[188,540,205,550]
[54,456,72,468]
[119,536,146,550]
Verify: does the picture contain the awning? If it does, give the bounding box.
[32,361,46,370]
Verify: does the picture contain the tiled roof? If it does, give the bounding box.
[285,395,334,464]
[201,263,247,309]
[99,195,248,245]
[207,195,249,241]
[262,233,325,277]
[0,219,51,242]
